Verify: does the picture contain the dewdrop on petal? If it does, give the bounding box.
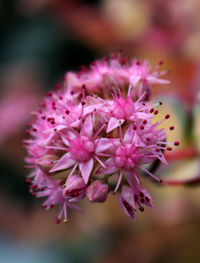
[24,52,179,222]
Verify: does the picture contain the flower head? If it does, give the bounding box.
[24,53,179,223]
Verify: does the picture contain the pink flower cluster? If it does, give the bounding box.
[24,53,179,223]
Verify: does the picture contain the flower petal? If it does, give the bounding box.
[132,131,146,147]
[107,117,124,133]
[79,158,94,183]
[61,134,70,147]
[50,152,75,173]
[95,138,115,153]
[81,115,93,137]
[124,124,134,143]
[98,158,118,175]
[121,185,136,210]
[130,75,141,86]
[136,112,153,119]
[147,76,170,85]
[83,103,103,116]
[125,170,140,188]
[118,193,135,221]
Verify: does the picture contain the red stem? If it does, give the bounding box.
[161,176,200,186]
[164,147,197,161]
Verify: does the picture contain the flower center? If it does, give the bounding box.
[70,136,95,162]
[114,143,141,170]
[112,97,134,119]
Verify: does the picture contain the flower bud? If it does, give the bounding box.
[63,175,86,201]
[86,180,108,203]
[37,154,58,173]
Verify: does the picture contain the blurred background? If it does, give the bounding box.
[0,0,200,262]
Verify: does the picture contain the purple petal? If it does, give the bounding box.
[50,152,75,173]
[79,158,94,183]
[107,117,124,133]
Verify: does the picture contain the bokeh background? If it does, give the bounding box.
[0,0,200,262]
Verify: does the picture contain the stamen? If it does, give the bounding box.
[166,147,172,151]
[68,163,78,178]
[93,124,105,139]
[114,170,123,193]
[174,141,180,146]
[139,165,162,182]
[119,125,123,141]
[94,156,106,168]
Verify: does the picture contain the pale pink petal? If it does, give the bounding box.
[44,125,66,134]
[121,185,136,210]
[50,152,76,173]
[137,185,155,209]
[71,119,81,128]
[125,171,140,188]
[147,76,170,85]
[130,75,141,85]
[61,134,70,147]
[61,130,77,142]
[67,202,85,214]
[83,104,103,116]
[124,124,134,143]
[81,115,93,137]
[99,158,118,175]
[118,193,135,221]
[107,117,124,133]
[136,112,153,119]
[132,131,146,147]
[79,158,94,183]
[95,138,115,153]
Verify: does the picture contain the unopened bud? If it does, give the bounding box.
[86,180,108,203]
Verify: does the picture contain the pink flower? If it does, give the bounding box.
[119,183,154,221]
[86,180,108,203]
[106,87,153,132]
[64,54,169,99]
[24,53,179,223]
[98,123,166,192]
[36,176,84,223]
[49,115,113,183]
